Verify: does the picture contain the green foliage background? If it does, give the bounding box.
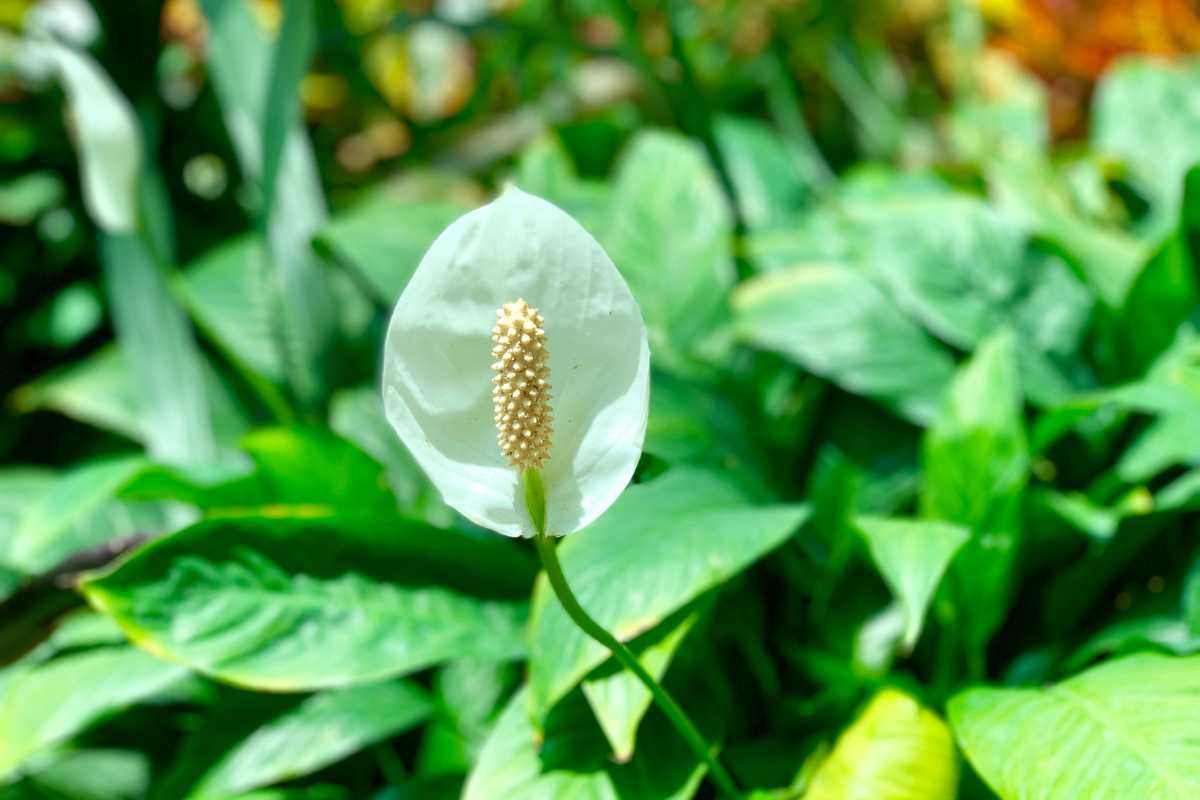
[3,1,1200,798]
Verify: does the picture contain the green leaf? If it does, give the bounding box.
[804,689,958,800]
[100,232,218,464]
[20,40,140,232]
[236,427,398,512]
[855,195,1027,349]
[329,388,451,524]
[257,0,316,225]
[178,235,285,383]
[921,331,1027,650]
[81,514,533,690]
[644,371,763,481]
[984,152,1146,306]
[0,468,55,564]
[417,658,512,776]
[316,198,468,303]
[1092,57,1200,231]
[854,517,969,650]
[849,193,1093,404]
[1106,231,1197,379]
[733,264,956,424]
[198,0,335,405]
[17,749,150,800]
[463,688,704,800]
[581,606,702,761]
[713,115,812,230]
[27,37,218,465]
[514,135,610,236]
[0,647,186,779]
[528,468,808,724]
[13,346,251,450]
[7,456,151,573]
[950,653,1200,800]
[187,681,432,798]
[602,131,735,372]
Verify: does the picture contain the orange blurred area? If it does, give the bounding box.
[988,0,1200,136]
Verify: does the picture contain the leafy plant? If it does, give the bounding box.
[2,2,1200,799]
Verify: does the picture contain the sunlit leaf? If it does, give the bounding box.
[950,653,1200,800]
[528,469,808,725]
[804,689,958,800]
[733,264,956,424]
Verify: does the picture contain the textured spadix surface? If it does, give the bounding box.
[382,187,650,537]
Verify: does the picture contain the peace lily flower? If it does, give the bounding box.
[382,186,744,798]
[381,186,650,538]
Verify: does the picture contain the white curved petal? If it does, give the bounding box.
[383,187,649,537]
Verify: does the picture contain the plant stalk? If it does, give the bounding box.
[524,470,744,800]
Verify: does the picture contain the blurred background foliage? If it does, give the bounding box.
[3,0,1200,799]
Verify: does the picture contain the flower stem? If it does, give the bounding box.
[523,472,744,799]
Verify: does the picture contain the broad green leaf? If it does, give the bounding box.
[733,264,956,424]
[1092,57,1200,231]
[713,115,812,230]
[187,681,432,798]
[236,427,397,512]
[804,689,958,800]
[950,653,1200,800]
[985,151,1145,306]
[178,235,285,383]
[602,130,735,371]
[528,468,808,722]
[0,647,186,779]
[11,347,142,443]
[20,40,139,232]
[316,199,467,303]
[463,688,703,800]
[7,456,151,573]
[850,194,1093,404]
[855,195,1027,349]
[13,347,251,449]
[82,514,533,690]
[922,331,1027,650]
[854,517,969,650]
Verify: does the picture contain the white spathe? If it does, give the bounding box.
[382,187,650,537]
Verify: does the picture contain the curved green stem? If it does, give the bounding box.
[524,471,744,800]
